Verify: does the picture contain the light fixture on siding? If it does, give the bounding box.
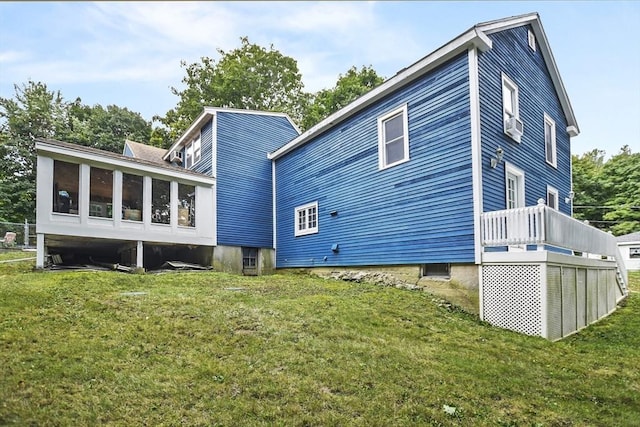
[490,147,504,168]
[565,190,575,204]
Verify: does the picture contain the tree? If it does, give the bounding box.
[301,66,384,130]
[67,104,152,153]
[571,149,607,229]
[158,37,306,140]
[601,146,640,235]
[572,146,640,235]
[0,80,153,222]
[0,81,69,222]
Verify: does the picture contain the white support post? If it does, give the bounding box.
[24,219,29,248]
[136,240,144,269]
[36,233,45,268]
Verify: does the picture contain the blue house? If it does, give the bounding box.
[163,107,300,274]
[35,13,627,339]
[267,13,627,339]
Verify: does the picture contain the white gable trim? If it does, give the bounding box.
[269,12,578,160]
[268,29,492,160]
[165,107,300,160]
[478,13,579,136]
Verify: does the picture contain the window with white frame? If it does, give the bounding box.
[378,105,409,169]
[502,74,522,142]
[547,186,559,210]
[544,113,557,167]
[295,202,318,236]
[184,133,201,169]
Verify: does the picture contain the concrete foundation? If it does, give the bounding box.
[295,263,480,314]
[213,245,275,275]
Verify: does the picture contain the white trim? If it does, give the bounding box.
[377,104,410,170]
[544,113,557,167]
[269,13,579,160]
[546,185,559,210]
[502,73,520,142]
[468,47,484,265]
[272,161,277,250]
[268,28,492,160]
[505,162,525,209]
[37,140,214,186]
[165,107,300,160]
[294,201,318,237]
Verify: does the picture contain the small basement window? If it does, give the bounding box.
[422,263,450,278]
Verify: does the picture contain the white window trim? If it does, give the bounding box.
[294,201,318,237]
[502,74,519,121]
[528,29,536,51]
[184,132,201,169]
[377,104,410,170]
[193,133,201,164]
[544,113,557,168]
[546,185,559,210]
[504,162,525,209]
[501,74,522,143]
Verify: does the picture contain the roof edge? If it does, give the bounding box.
[268,27,490,160]
[164,107,300,160]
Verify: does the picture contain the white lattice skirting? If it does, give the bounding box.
[481,254,623,340]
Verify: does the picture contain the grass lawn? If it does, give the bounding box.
[1,253,639,426]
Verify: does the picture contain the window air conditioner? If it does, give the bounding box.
[504,117,524,140]
[169,151,183,164]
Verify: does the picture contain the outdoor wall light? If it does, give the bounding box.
[490,147,504,169]
[565,190,575,204]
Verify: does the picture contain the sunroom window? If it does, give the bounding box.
[52,160,79,214]
[178,183,195,227]
[151,178,171,224]
[89,167,113,218]
[122,173,143,221]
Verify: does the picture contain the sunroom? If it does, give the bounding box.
[35,139,216,270]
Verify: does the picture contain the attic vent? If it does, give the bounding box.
[528,29,536,51]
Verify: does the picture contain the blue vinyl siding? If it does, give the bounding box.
[217,112,299,248]
[193,119,213,176]
[275,53,475,268]
[479,26,572,215]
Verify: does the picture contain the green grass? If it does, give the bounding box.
[1,253,639,426]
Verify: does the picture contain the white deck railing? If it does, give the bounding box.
[481,201,627,293]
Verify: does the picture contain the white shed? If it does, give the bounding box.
[617,232,640,272]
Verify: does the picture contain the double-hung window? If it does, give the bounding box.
[502,74,522,142]
[547,186,559,210]
[544,113,557,167]
[295,202,318,236]
[378,105,409,169]
[185,133,201,169]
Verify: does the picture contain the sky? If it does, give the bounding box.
[1,1,639,157]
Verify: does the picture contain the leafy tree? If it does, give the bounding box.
[0,80,153,222]
[602,146,640,235]
[66,104,152,153]
[159,37,306,140]
[571,149,607,229]
[301,66,384,130]
[0,81,69,222]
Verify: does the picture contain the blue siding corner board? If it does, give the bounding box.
[479,25,572,216]
[275,54,476,268]
[217,112,299,248]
